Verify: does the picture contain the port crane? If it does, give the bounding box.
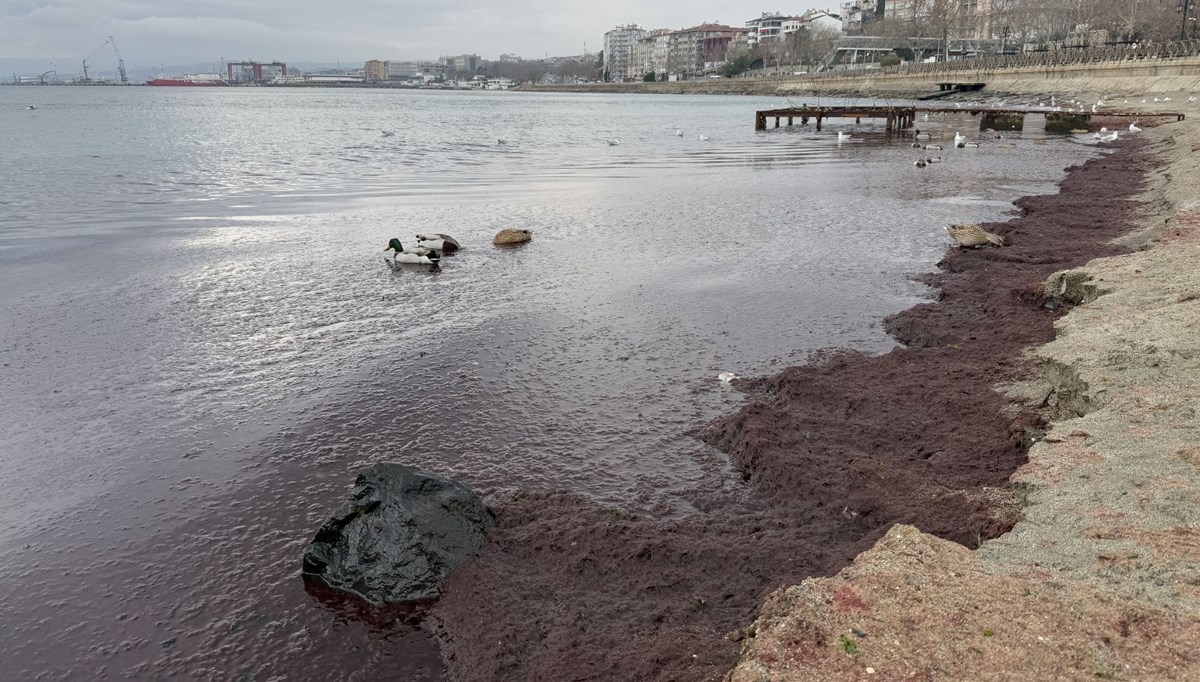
[110,35,128,83]
[79,36,129,83]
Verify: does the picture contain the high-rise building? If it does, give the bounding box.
[363,60,389,82]
[603,24,648,81]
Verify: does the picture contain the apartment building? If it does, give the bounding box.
[363,59,389,82]
[603,24,648,81]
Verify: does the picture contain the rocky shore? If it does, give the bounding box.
[729,117,1200,680]
[426,108,1197,680]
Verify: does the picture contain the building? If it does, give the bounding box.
[441,54,481,73]
[363,59,389,82]
[667,23,742,77]
[746,13,788,46]
[603,24,648,81]
[840,0,884,35]
[633,29,673,78]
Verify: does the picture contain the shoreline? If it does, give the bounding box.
[729,119,1200,680]
[429,126,1155,678]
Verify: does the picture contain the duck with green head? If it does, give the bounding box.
[384,238,440,265]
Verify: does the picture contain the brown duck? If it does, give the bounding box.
[945,223,1005,248]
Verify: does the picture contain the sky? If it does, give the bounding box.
[0,0,833,73]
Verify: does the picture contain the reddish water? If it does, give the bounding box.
[0,87,1113,680]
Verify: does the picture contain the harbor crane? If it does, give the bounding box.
[80,36,129,83]
[110,35,128,83]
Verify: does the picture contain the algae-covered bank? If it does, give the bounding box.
[729,119,1200,681]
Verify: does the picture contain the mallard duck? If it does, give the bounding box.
[385,237,428,255]
[415,233,460,252]
[924,144,944,151]
[384,239,440,265]
[945,224,1005,248]
[913,158,927,168]
[493,228,533,245]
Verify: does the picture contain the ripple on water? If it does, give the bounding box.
[0,87,1103,679]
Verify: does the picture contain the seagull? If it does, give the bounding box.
[698,134,710,141]
[1129,122,1142,133]
[717,372,738,384]
[922,113,929,121]
[675,129,683,137]
[1102,131,1119,142]
[1100,127,1109,133]
[381,130,394,137]
[837,131,851,142]
[26,105,37,110]
[953,131,965,146]
[1190,96,1198,103]
[1164,96,1172,102]
[606,139,620,146]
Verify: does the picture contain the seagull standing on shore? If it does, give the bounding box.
[1129,122,1142,133]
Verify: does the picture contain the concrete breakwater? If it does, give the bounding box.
[729,119,1200,680]
[521,57,1200,99]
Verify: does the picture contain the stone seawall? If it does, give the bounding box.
[521,57,1200,99]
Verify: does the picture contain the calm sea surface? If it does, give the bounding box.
[0,87,1097,679]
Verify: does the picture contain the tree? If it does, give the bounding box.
[643,71,656,82]
[722,53,753,77]
[881,52,902,66]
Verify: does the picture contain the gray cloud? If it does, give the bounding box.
[1,0,832,71]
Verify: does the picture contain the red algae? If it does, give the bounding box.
[433,141,1150,681]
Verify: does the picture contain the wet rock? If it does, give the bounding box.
[493,228,533,245]
[302,463,493,604]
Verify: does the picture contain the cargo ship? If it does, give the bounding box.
[146,74,228,86]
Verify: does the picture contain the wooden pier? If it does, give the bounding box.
[755,104,1185,132]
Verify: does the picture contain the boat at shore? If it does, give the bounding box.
[146,74,228,86]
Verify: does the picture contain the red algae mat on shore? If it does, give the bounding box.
[432,141,1150,682]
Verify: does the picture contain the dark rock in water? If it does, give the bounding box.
[302,463,493,604]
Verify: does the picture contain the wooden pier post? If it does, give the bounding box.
[774,116,780,128]
[756,112,766,131]
[816,113,823,131]
[788,116,794,126]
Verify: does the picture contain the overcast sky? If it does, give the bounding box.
[1,1,833,71]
